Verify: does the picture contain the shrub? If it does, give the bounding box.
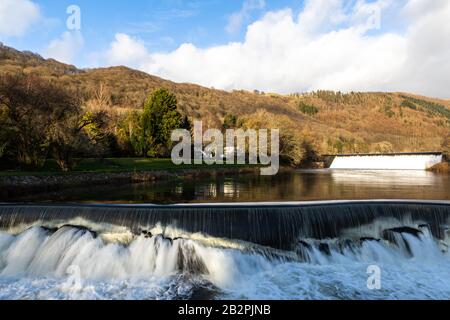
[298,102,319,116]
[401,99,417,110]
[223,114,238,129]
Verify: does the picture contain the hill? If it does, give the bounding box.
[1,42,449,156]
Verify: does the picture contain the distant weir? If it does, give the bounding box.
[326,152,443,170]
[0,201,449,250]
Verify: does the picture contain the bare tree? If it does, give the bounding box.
[86,83,112,111]
[0,74,109,170]
[0,74,79,168]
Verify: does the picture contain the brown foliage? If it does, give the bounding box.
[0,73,80,168]
[1,43,449,160]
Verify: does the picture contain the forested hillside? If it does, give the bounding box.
[1,43,449,170]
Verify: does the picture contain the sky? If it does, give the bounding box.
[0,0,449,98]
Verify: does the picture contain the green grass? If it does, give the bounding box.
[0,158,258,177]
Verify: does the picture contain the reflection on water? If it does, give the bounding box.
[331,170,438,185]
[9,169,450,204]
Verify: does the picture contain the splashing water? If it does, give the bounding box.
[1,218,450,300]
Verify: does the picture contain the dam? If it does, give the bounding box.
[326,152,443,170]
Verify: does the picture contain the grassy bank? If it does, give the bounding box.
[0,158,258,177]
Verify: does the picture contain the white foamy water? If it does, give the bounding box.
[1,225,450,300]
[330,154,443,170]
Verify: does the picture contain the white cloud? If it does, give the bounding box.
[226,0,266,34]
[396,0,450,98]
[45,31,84,64]
[103,0,450,98]
[0,0,40,37]
[106,33,151,67]
[297,0,347,34]
[402,0,448,19]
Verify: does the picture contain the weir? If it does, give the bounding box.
[1,201,449,250]
[327,152,443,170]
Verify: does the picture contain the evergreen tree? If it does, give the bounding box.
[138,88,189,157]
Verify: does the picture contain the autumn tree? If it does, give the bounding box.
[442,135,450,158]
[242,109,317,167]
[0,74,80,168]
[116,111,141,156]
[0,74,109,170]
[49,110,109,171]
[0,106,13,160]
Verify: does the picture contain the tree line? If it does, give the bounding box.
[0,74,190,171]
[0,74,328,172]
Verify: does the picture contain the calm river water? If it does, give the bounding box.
[13,169,450,203]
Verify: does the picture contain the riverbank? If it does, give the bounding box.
[0,158,291,199]
[0,158,256,176]
[0,167,273,200]
[428,161,450,173]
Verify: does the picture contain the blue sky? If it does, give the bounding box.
[0,0,449,98]
[5,0,306,65]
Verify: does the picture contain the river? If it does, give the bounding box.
[0,169,449,300]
